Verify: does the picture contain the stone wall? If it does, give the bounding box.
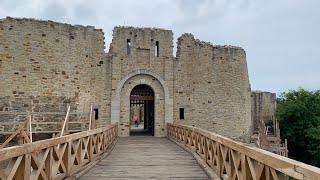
[0,18,255,141]
[108,27,174,137]
[251,91,277,133]
[108,27,174,95]
[173,34,252,141]
[0,17,109,130]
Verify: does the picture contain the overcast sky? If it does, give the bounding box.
[0,0,319,95]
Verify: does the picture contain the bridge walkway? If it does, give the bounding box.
[80,136,209,179]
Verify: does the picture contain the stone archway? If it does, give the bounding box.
[129,84,155,136]
[111,70,171,137]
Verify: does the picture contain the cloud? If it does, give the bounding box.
[0,0,319,94]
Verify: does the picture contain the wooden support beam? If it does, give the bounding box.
[89,104,93,131]
[0,124,23,149]
[60,105,71,137]
[91,111,95,130]
[26,112,32,143]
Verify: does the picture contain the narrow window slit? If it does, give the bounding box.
[127,39,131,55]
[155,41,159,57]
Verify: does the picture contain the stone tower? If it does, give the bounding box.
[0,17,252,141]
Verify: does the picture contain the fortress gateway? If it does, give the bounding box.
[0,17,257,141]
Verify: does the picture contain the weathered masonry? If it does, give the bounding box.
[0,17,252,141]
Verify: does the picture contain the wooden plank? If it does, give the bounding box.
[26,112,30,134]
[91,111,95,130]
[24,154,31,180]
[63,141,72,176]
[60,105,71,137]
[79,137,209,179]
[89,104,93,131]
[27,112,32,143]
[45,148,53,178]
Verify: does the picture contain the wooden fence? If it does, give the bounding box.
[167,123,320,180]
[0,124,117,180]
[0,111,92,135]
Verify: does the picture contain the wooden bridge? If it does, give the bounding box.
[0,123,320,180]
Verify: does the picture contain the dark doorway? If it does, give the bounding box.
[130,84,155,136]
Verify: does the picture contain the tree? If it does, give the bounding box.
[276,88,320,167]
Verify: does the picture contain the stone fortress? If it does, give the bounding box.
[0,17,275,142]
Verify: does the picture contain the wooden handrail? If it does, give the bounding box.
[167,123,320,180]
[0,124,117,179]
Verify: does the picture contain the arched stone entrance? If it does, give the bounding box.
[111,70,171,137]
[129,84,155,136]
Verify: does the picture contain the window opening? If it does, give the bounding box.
[179,108,184,120]
[94,109,99,120]
[127,39,131,55]
[155,41,159,57]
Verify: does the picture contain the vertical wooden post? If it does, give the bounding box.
[26,112,32,143]
[285,139,288,157]
[81,114,85,131]
[204,138,208,163]
[15,154,31,180]
[241,154,253,180]
[89,135,93,162]
[60,105,71,137]
[24,154,31,180]
[45,148,53,178]
[63,141,72,176]
[18,124,24,145]
[183,128,187,145]
[65,103,70,134]
[26,112,30,135]
[89,104,93,130]
[91,110,95,130]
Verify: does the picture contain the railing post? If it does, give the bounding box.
[63,141,72,176]
[89,135,93,162]
[241,154,252,180]
[45,148,53,179]
[204,137,208,162]
[89,104,93,130]
[193,130,198,153]
[24,154,31,180]
[15,154,31,180]
[184,127,187,145]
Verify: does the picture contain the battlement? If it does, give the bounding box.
[113,26,172,33]
[176,33,245,56]
[110,26,173,57]
[1,16,102,32]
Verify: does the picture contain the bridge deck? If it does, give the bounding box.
[80,136,209,179]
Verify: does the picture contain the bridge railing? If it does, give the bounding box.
[167,123,320,180]
[0,124,117,180]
